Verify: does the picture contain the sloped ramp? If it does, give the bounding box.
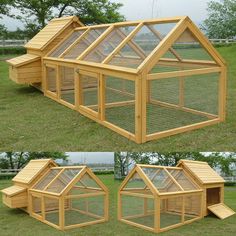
[208,203,235,219]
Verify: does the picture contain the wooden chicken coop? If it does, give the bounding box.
[7,16,227,143]
[118,160,235,233]
[1,159,109,230]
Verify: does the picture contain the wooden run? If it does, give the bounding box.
[6,16,227,143]
[1,159,109,231]
[118,160,235,233]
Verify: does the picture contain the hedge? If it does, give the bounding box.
[0,47,26,55]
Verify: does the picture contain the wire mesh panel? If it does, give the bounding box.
[63,28,108,59]
[46,66,57,94]
[44,197,59,226]
[141,167,182,193]
[160,196,182,229]
[60,66,75,105]
[146,72,219,135]
[184,194,202,221]
[163,28,215,62]
[79,173,102,189]
[84,26,135,63]
[64,195,104,227]
[49,30,85,57]
[121,195,154,229]
[108,23,176,68]
[105,76,135,134]
[32,196,42,216]
[80,74,99,112]
[123,171,147,190]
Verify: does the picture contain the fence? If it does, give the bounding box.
[224,176,236,182]
[1,38,236,48]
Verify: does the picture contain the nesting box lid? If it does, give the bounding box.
[1,185,26,196]
[25,16,82,50]
[13,159,57,184]
[177,160,225,184]
[6,54,40,67]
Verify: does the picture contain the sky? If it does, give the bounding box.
[1,0,211,30]
[65,152,114,164]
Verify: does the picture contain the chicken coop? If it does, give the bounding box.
[118,160,235,233]
[1,160,109,230]
[7,16,227,143]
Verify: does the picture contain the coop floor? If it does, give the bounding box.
[45,210,100,226]
[58,91,213,135]
[125,212,196,230]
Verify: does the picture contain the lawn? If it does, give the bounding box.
[0,175,236,236]
[0,45,236,151]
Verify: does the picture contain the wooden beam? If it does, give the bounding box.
[102,23,144,64]
[120,191,154,199]
[147,66,222,80]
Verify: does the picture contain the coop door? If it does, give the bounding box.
[207,188,221,206]
[77,70,99,118]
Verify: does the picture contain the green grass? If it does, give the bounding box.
[0,175,236,236]
[0,45,236,150]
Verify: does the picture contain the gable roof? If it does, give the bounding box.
[44,16,225,74]
[177,160,225,184]
[25,16,83,50]
[13,159,57,184]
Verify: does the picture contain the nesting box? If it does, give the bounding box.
[7,16,83,86]
[1,160,109,230]
[7,16,227,143]
[118,160,235,233]
[1,159,56,211]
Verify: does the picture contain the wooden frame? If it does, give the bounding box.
[7,16,227,144]
[26,165,109,231]
[118,161,234,233]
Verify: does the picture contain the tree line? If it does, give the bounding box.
[0,0,236,40]
[114,152,236,179]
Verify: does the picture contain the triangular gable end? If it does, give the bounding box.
[119,165,158,195]
[62,167,108,196]
[139,17,225,73]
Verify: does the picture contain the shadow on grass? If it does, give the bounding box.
[15,86,41,95]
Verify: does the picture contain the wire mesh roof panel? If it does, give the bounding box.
[32,167,84,194]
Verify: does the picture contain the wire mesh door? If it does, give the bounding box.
[78,70,100,118]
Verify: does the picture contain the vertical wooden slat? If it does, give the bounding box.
[59,197,65,230]
[99,74,105,121]
[219,67,227,121]
[135,75,142,143]
[154,196,160,233]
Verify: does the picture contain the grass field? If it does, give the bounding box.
[0,45,236,151]
[0,175,236,236]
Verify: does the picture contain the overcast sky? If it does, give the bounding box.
[1,0,211,30]
[65,152,114,164]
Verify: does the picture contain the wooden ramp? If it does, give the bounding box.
[208,203,235,219]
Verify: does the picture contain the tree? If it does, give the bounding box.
[6,0,125,37]
[0,24,8,39]
[202,0,236,38]
[0,0,12,17]
[0,152,68,169]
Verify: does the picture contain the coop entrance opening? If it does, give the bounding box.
[207,187,220,206]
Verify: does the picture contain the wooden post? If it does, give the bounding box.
[135,75,142,143]
[181,196,185,223]
[99,74,105,121]
[219,67,227,121]
[104,192,109,221]
[154,196,160,233]
[59,198,65,230]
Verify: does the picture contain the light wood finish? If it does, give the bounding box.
[208,203,235,219]
[118,161,233,233]
[7,15,227,144]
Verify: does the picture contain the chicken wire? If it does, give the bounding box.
[60,66,75,105]
[32,196,42,215]
[105,76,135,134]
[63,28,108,59]
[46,67,56,93]
[64,195,105,226]
[80,74,98,112]
[146,73,219,135]
[121,195,155,229]
[44,197,59,226]
[49,30,85,57]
